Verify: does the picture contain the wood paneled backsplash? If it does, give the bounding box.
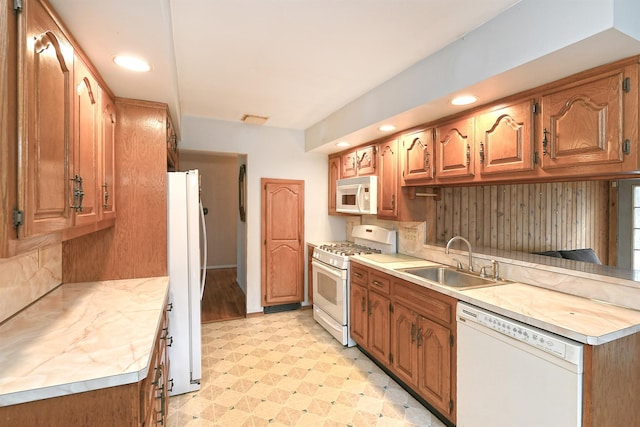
[425,181,613,264]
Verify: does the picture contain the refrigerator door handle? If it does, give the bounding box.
[199,200,208,300]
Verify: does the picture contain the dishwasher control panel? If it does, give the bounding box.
[457,302,583,366]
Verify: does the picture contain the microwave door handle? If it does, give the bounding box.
[356,184,363,212]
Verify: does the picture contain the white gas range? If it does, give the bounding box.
[311,225,397,346]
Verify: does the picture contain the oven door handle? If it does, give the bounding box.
[312,259,344,280]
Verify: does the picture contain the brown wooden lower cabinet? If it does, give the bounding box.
[350,262,456,425]
[368,289,391,364]
[0,302,170,426]
[352,262,640,427]
[349,281,369,345]
[581,332,640,427]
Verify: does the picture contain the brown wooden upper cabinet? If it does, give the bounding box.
[100,92,117,222]
[538,61,639,177]
[5,0,118,257]
[73,57,100,227]
[377,139,398,218]
[341,145,376,178]
[435,116,475,181]
[19,0,75,238]
[328,155,341,215]
[400,129,435,185]
[475,99,536,180]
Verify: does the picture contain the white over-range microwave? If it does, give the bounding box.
[336,175,377,214]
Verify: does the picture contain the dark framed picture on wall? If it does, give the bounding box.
[238,164,246,222]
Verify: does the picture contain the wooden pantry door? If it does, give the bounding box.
[261,178,305,306]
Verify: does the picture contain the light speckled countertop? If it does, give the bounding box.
[351,253,640,345]
[0,276,169,407]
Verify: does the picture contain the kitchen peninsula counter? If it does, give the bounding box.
[0,276,169,407]
[351,253,640,345]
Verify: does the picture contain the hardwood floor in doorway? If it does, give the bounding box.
[201,268,246,323]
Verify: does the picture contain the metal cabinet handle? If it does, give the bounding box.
[410,323,416,343]
[424,147,430,169]
[466,144,471,166]
[152,366,162,386]
[353,272,363,279]
[372,280,384,288]
[102,183,109,209]
[70,175,84,212]
[361,296,366,312]
[156,384,166,424]
[542,128,549,156]
[479,142,485,164]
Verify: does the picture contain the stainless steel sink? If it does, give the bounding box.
[398,266,507,290]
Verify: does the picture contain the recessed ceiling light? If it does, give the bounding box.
[378,124,396,132]
[113,55,151,72]
[451,95,478,106]
[336,141,350,148]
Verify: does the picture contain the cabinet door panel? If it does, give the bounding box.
[368,290,390,364]
[100,92,116,220]
[377,139,398,218]
[391,303,418,388]
[349,282,368,346]
[262,180,304,305]
[328,156,340,215]
[541,71,624,169]
[417,316,452,417]
[476,100,535,177]
[356,146,376,175]
[21,5,74,237]
[73,58,99,226]
[341,151,357,178]
[435,117,474,180]
[401,130,434,184]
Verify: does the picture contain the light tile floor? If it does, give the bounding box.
[168,309,447,427]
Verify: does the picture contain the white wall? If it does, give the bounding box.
[180,116,346,313]
[306,0,640,151]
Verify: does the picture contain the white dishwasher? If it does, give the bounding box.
[456,302,584,427]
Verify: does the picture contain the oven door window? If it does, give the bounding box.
[317,273,338,304]
[312,261,347,324]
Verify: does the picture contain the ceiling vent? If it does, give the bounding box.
[241,114,269,125]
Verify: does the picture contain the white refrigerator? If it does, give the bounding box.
[167,170,208,396]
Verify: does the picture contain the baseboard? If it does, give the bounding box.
[263,303,301,314]
[245,311,264,318]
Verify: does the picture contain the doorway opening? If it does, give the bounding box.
[179,150,247,322]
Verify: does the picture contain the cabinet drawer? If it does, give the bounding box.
[369,272,391,295]
[393,279,453,326]
[351,264,369,286]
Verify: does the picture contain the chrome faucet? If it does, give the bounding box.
[446,236,473,272]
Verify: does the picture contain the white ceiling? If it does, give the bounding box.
[47,0,520,135]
